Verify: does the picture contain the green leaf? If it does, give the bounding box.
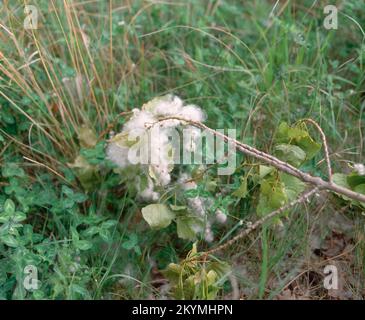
[71,227,79,242]
[280,173,306,201]
[354,184,365,195]
[75,240,92,250]
[208,261,231,278]
[257,179,287,216]
[206,270,217,286]
[163,263,184,283]
[78,126,97,148]
[232,177,248,198]
[276,122,303,142]
[332,173,365,207]
[80,142,105,165]
[275,122,321,162]
[141,204,175,229]
[138,175,149,192]
[68,155,101,191]
[170,205,187,211]
[62,185,88,203]
[4,223,21,236]
[295,135,321,161]
[108,131,136,148]
[176,217,202,240]
[134,246,141,256]
[3,199,15,215]
[206,180,217,192]
[333,173,350,188]
[332,173,352,201]
[184,189,200,198]
[2,164,25,178]
[122,233,138,250]
[347,173,365,189]
[0,234,19,247]
[2,113,15,125]
[257,170,306,219]
[0,215,9,223]
[83,226,99,237]
[274,144,306,167]
[259,165,275,179]
[101,220,118,229]
[99,228,111,242]
[70,284,90,298]
[13,211,27,222]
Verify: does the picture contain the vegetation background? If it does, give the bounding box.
[0,0,364,299]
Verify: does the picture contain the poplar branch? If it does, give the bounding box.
[157,117,365,204]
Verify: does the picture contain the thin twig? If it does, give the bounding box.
[299,118,332,183]
[23,156,75,186]
[98,111,133,141]
[203,187,319,256]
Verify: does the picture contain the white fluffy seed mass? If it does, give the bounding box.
[106,95,224,241]
[354,163,365,176]
[178,173,206,217]
[106,95,205,200]
[204,223,214,243]
[215,209,227,224]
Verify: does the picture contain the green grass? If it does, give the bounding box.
[0,0,365,299]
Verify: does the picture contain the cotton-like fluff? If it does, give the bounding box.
[178,173,206,216]
[106,132,131,168]
[205,231,214,243]
[137,176,160,201]
[108,95,205,169]
[106,142,130,168]
[354,163,365,176]
[215,209,227,224]
[106,95,206,198]
[149,164,171,186]
[149,126,174,186]
[188,197,205,217]
[204,222,214,243]
[150,95,184,117]
[123,108,155,137]
[184,127,201,153]
[177,105,206,122]
[145,95,205,125]
[178,173,197,190]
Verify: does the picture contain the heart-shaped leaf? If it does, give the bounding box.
[274,144,306,167]
[141,204,175,229]
[176,217,203,240]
